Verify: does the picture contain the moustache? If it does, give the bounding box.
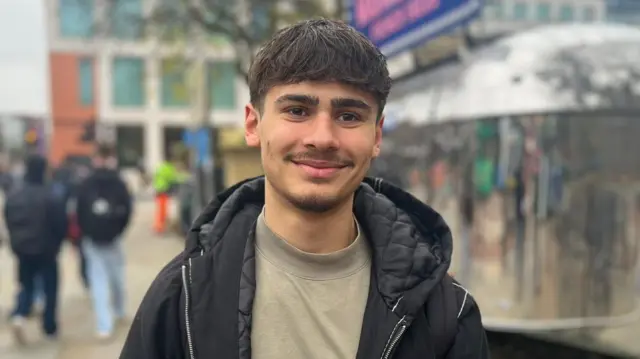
[284,151,355,167]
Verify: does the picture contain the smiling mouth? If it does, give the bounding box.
[291,160,348,179]
[291,160,347,169]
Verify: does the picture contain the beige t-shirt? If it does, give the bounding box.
[251,209,372,359]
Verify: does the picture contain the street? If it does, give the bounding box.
[0,200,184,359]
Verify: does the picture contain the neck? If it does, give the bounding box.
[263,182,357,254]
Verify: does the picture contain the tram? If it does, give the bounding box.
[377,23,640,357]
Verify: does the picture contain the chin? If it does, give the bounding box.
[285,192,345,213]
[281,182,348,212]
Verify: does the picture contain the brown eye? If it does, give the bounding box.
[287,107,308,117]
[337,113,360,123]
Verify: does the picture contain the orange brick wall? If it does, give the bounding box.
[49,52,98,165]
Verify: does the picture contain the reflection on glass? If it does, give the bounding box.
[372,114,639,330]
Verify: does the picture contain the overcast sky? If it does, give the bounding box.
[0,0,49,116]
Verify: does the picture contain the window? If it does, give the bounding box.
[115,125,145,168]
[161,59,189,107]
[513,2,528,20]
[207,61,237,110]
[583,6,595,22]
[484,0,504,19]
[59,0,94,38]
[251,4,270,40]
[156,0,189,41]
[536,3,551,21]
[163,126,187,161]
[112,57,146,107]
[109,0,143,39]
[559,4,574,22]
[78,58,94,106]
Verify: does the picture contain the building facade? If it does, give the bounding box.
[476,0,606,36]
[44,0,248,173]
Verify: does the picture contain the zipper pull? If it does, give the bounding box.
[381,317,408,359]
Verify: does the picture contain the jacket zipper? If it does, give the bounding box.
[181,228,252,359]
[182,259,196,359]
[381,316,408,359]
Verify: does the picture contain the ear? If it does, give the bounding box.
[373,115,384,158]
[245,104,260,148]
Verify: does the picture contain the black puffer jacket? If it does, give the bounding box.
[120,177,489,359]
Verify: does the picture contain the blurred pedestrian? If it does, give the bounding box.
[4,154,68,344]
[152,157,179,233]
[54,161,90,290]
[75,145,132,340]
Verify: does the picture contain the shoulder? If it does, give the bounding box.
[423,275,486,357]
[138,252,186,313]
[424,274,484,335]
[131,253,187,335]
[450,278,478,320]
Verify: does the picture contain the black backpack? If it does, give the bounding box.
[426,274,468,358]
[81,182,129,244]
[5,184,50,256]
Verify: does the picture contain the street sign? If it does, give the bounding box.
[348,0,484,58]
[183,128,211,167]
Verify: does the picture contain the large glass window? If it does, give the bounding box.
[207,61,237,110]
[559,5,574,22]
[483,0,504,19]
[251,4,270,40]
[116,125,145,168]
[163,125,186,161]
[161,59,189,108]
[155,0,189,41]
[536,3,551,21]
[78,58,94,106]
[582,6,595,22]
[59,0,94,38]
[109,0,143,39]
[513,2,528,20]
[112,57,146,107]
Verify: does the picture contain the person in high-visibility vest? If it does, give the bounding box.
[152,161,179,233]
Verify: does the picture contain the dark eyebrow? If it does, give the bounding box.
[274,94,319,106]
[331,97,372,112]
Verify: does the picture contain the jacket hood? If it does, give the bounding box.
[188,176,454,317]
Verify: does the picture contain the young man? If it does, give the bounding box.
[121,19,489,359]
[5,155,68,343]
[76,145,132,339]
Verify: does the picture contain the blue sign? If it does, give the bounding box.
[349,0,483,58]
[183,128,211,166]
[606,0,640,23]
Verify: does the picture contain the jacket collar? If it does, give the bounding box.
[187,176,453,318]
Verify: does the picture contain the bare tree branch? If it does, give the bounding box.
[148,0,339,83]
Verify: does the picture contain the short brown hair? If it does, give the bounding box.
[248,19,392,116]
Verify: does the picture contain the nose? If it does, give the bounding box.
[302,112,339,151]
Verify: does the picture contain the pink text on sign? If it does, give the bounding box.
[368,0,441,42]
[354,0,404,28]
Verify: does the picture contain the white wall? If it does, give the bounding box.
[0,0,49,117]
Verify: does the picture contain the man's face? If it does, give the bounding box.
[245,82,384,213]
